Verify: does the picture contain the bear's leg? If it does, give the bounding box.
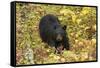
[64,41,70,50]
[63,38,70,50]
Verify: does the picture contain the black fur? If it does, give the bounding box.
[39,14,69,54]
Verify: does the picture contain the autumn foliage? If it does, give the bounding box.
[16,3,97,65]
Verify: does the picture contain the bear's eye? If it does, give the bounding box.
[54,26,57,29]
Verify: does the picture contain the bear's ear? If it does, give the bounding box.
[62,25,67,30]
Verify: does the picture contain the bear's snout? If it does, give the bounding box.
[56,34,63,41]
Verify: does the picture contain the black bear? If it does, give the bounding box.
[39,14,69,54]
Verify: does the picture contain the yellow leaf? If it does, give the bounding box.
[91,39,96,44]
[60,9,67,14]
[60,58,65,62]
[60,9,71,16]
[81,7,91,15]
[76,19,82,24]
[72,14,76,23]
[93,25,96,31]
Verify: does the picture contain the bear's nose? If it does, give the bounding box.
[56,34,62,41]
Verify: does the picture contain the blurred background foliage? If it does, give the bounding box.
[16,3,97,65]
